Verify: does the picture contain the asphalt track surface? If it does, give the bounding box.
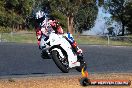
[0,42,132,77]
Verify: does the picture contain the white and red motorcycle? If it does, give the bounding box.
[40,31,87,73]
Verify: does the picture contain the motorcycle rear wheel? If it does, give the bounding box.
[76,60,87,72]
[80,77,91,86]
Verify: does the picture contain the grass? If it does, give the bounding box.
[1,32,36,43]
[74,35,108,45]
[74,35,132,46]
[1,32,132,46]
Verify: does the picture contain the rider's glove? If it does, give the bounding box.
[77,48,83,54]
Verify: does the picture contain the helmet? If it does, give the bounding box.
[34,10,46,26]
[35,10,45,19]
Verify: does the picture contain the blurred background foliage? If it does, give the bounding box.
[0,0,100,33]
[0,0,132,35]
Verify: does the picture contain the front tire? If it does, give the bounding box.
[51,50,69,73]
[80,77,91,86]
[76,55,87,72]
[76,58,87,72]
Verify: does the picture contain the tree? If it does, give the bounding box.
[74,3,98,33]
[49,0,96,34]
[107,27,115,36]
[104,0,131,36]
[124,1,132,34]
[3,0,34,30]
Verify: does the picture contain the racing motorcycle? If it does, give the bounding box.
[40,31,87,73]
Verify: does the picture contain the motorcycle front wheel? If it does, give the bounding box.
[51,50,69,73]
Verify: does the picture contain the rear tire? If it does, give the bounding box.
[51,50,69,73]
[76,60,87,72]
[80,77,91,86]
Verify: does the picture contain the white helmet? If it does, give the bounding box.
[35,10,45,19]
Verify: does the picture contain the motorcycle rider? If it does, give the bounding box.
[35,10,82,56]
[49,19,82,54]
